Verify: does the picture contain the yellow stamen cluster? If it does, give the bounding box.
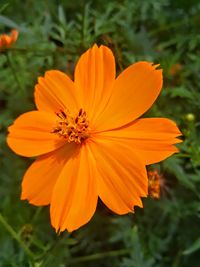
[52,108,89,143]
[148,170,161,199]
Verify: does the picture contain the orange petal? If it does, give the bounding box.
[50,144,98,232]
[7,111,65,157]
[74,44,115,123]
[88,137,147,215]
[94,62,163,131]
[10,29,18,43]
[97,118,182,165]
[21,143,77,205]
[0,35,10,46]
[35,70,79,113]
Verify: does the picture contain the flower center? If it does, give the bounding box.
[52,108,90,143]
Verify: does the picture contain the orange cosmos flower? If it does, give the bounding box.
[7,44,182,232]
[0,29,18,51]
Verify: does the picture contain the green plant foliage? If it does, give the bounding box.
[0,0,200,266]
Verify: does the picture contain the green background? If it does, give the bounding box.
[0,0,200,266]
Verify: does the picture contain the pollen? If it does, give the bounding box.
[52,108,90,143]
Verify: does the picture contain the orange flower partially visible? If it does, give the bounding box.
[148,170,161,199]
[7,44,182,232]
[168,63,182,77]
[0,29,18,51]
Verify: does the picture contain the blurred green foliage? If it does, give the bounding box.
[0,0,200,266]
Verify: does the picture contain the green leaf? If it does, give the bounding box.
[183,237,200,255]
[0,15,19,28]
[0,15,27,32]
[168,86,194,99]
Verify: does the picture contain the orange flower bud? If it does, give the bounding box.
[0,29,18,51]
[148,170,161,199]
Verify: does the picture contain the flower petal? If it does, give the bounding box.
[35,70,79,113]
[7,111,65,157]
[10,29,18,43]
[0,35,10,47]
[94,62,163,131]
[50,144,98,232]
[88,137,147,215]
[97,118,182,165]
[21,143,77,205]
[74,44,115,123]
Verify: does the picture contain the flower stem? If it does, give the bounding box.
[69,249,129,264]
[0,213,35,260]
[5,51,24,92]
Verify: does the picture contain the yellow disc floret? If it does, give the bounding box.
[52,108,89,143]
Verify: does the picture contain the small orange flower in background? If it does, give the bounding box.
[168,63,182,77]
[0,29,18,51]
[148,170,161,199]
[7,44,182,232]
